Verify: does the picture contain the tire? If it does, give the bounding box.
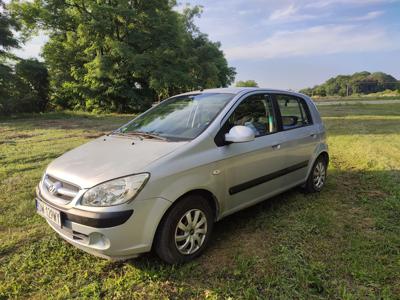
[154,194,214,264]
[304,156,327,193]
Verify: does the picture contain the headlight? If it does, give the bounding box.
[81,173,150,207]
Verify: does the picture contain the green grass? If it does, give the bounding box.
[1,105,400,299]
[313,93,400,102]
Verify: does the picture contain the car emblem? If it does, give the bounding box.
[48,182,62,195]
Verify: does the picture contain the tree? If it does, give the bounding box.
[12,0,236,112]
[302,71,399,97]
[0,0,20,57]
[15,59,49,111]
[0,60,49,114]
[236,80,258,87]
[314,85,326,97]
[0,0,21,114]
[0,2,50,114]
[299,87,312,96]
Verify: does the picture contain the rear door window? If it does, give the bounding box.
[275,94,312,130]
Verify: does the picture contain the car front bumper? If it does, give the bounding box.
[36,193,171,260]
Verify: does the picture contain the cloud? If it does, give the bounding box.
[306,0,394,8]
[350,10,384,21]
[225,25,398,60]
[269,4,298,20]
[268,4,317,22]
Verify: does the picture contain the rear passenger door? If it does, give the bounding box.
[273,94,318,184]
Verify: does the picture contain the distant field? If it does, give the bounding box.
[1,104,400,299]
[315,99,400,106]
[313,95,400,102]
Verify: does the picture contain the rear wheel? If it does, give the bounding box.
[304,156,327,193]
[154,194,214,264]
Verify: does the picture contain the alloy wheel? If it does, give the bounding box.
[313,161,326,190]
[174,209,208,255]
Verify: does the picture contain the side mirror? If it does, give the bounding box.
[225,125,255,143]
[282,116,298,126]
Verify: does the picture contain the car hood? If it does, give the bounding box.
[46,135,187,188]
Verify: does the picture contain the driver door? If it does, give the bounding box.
[217,93,286,215]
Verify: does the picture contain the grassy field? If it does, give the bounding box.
[311,90,400,102]
[312,95,400,102]
[1,104,400,299]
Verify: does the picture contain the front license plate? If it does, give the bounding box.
[36,199,62,227]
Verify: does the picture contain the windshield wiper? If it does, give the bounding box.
[108,131,124,136]
[117,131,167,141]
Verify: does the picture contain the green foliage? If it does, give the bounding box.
[0,0,20,114]
[0,0,20,57]
[15,58,50,111]
[0,59,49,114]
[300,71,400,97]
[0,1,50,114]
[0,64,19,113]
[235,80,259,87]
[11,0,236,113]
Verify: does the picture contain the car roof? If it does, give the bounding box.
[180,87,307,98]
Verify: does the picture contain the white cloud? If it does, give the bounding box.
[269,4,298,20]
[351,10,384,21]
[268,4,318,22]
[306,0,394,8]
[225,25,398,60]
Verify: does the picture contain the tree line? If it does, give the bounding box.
[300,71,400,97]
[1,1,50,114]
[0,0,236,114]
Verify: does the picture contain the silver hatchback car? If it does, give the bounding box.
[36,88,329,264]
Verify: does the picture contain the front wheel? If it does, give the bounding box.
[154,195,214,264]
[304,156,327,193]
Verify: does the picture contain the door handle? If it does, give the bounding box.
[272,144,281,150]
[310,133,317,139]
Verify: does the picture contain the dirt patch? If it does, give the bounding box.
[198,227,273,274]
[359,217,375,230]
[362,190,389,198]
[0,133,41,144]
[37,120,83,129]
[11,133,40,139]
[34,132,106,143]
[0,140,16,145]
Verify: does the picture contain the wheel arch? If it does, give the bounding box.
[306,148,329,180]
[152,188,219,250]
[318,151,329,166]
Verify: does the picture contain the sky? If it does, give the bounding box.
[13,0,400,90]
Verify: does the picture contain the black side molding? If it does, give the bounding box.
[229,160,309,195]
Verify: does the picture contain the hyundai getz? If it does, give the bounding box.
[36,88,329,264]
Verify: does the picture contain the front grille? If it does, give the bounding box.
[42,174,80,204]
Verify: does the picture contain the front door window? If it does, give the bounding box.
[228,94,277,137]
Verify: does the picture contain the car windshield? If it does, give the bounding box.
[117,93,234,140]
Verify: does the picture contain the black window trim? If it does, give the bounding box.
[214,91,280,147]
[271,93,313,132]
